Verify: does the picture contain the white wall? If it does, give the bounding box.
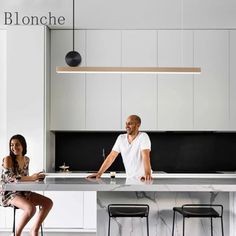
[1,0,236,29]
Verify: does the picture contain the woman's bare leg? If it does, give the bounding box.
[28,192,53,236]
[9,195,36,236]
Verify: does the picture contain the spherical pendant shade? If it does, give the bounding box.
[65,51,82,67]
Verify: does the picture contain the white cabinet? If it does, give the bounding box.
[157,30,194,130]
[121,30,158,130]
[43,191,96,230]
[50,30,86,130]
[194,30,229,130]
[44,192,84,229]
[6,26,49,174]
[86,75,121,130]
[50,29,235,131]
[86,30,122,130]
[230,30,236,130]
[83,191,97,229]
[0,207,6,229]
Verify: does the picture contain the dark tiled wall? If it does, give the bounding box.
[55,131,236,173]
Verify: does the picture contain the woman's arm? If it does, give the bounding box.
[20,172,45,181]
[2,156,44,182]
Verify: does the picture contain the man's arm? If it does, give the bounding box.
[87,150,119,179]
[141,149,152,181]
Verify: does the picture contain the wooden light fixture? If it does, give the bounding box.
[56,66,201,74]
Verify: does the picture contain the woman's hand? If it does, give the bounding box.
[31,172,45,181]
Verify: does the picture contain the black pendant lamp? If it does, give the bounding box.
[65,0,81,67]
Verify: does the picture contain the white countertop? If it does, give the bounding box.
[44,171,236,179]
[3,174,236,192]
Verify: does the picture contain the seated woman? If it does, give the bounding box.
[0,134,53,236]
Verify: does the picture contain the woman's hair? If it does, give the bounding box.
[9,134,27,172]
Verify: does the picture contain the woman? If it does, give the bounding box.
[0,134,53,236]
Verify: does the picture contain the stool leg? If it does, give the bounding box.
[40,224,43,236]
[38,206,43,236]
[221,216,224,236]
[172,211,176,236]
[210,217,213,236]
[146,216,149,236]
[182,217,185,236]
[108,216,111,236]
[13,207,16,236]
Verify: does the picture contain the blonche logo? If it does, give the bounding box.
[4,12,66,26]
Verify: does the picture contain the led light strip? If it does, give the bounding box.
[56,66,201,74]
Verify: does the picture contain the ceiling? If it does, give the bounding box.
[0,0,236,30]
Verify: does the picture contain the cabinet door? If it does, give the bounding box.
[0,207,6,229]
[230,30,236,130]
[6,26,46,173]
[44,191,84,228]
[50,30,86,130]
[122,30,158,130]
[86,30,122,130]
[158,30,194,130]
[83,191,96,229]
[194,30,229,130]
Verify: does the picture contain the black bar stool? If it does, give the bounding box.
[108,204,149,236]
[172,204,224,236]
[13,206,43,236]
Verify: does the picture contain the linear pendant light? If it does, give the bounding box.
[56,66,201,74]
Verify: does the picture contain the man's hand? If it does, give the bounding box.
[86,172,102,179]
[140,174,152,182]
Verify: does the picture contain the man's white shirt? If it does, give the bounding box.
[112,132,151,178]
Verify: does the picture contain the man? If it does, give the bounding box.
[87,115,152,181]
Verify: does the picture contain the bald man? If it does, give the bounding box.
[87,115,152,181]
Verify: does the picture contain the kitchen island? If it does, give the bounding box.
[2,174,236,236]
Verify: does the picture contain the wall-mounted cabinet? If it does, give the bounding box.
[157,30,194,130]
[194,30,229,130]
[50,30,86,130]
[121,30,158,130]
[230,30,236,130]
[51,29,236,131]
[86,30,122,130]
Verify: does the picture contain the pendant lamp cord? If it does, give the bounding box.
[73,0,75,51]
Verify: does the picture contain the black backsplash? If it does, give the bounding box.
[55,131,236,173]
